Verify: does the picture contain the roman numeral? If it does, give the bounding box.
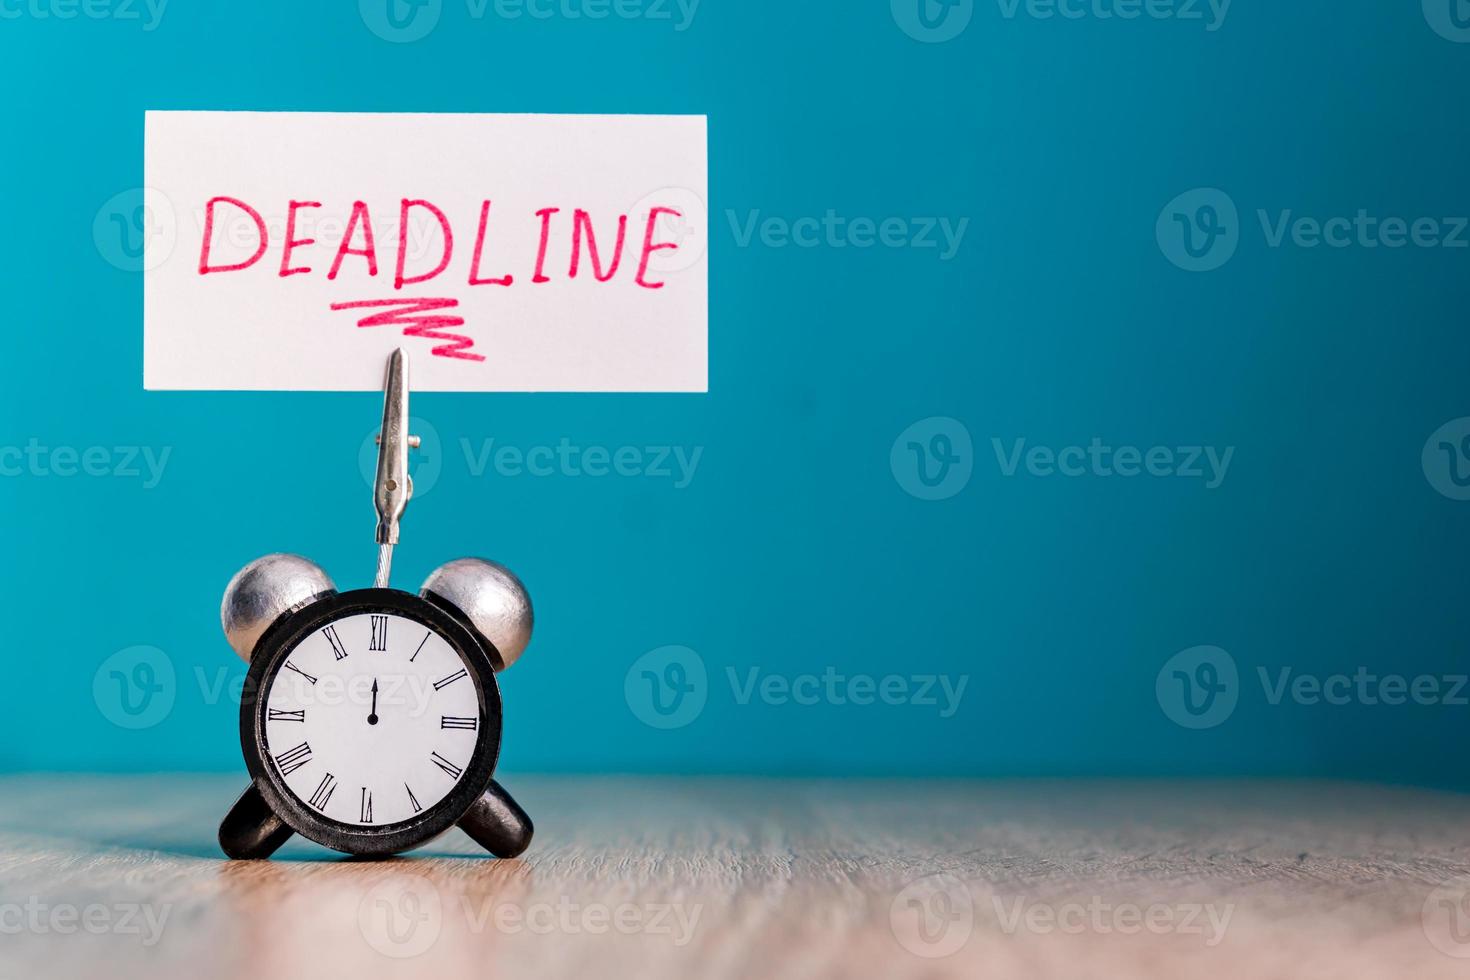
[268,708,306,723]
[274,742,313,777]
[284,662,318,685]
[430,752,464,780]
[441,715,478,730]
[410,629,431,663]
[433,668,468,691]
[308,773,337,810]
[406,783,423,814]
[322,625,348,661]
[360,788,374,824]
[370,615,388,652]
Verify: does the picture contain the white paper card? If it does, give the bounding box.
[144,111,707,391]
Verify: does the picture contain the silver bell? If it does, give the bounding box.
[221,554,337,661]
[421,558,534,671]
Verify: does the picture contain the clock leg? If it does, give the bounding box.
[457,780,534,858]
[219,781,294,860]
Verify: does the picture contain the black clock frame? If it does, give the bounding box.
[239,587,505,857]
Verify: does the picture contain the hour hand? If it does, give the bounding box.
[457,780,534,858]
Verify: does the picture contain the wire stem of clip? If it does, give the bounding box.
[372,348,419,589]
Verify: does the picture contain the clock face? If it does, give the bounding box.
[261,610,484,828]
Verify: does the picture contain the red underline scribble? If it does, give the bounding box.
[330,298,485,362]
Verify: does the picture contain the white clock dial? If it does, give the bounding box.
[263,611,482,827]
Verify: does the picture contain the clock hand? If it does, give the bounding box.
[368,678,379,726]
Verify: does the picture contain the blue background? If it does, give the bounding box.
[2,0,1469,786]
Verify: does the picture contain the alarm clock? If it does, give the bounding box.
[215,350,535,860]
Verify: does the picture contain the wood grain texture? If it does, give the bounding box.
[2,776,1470,979]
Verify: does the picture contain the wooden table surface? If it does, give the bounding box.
[2,775,1470,979]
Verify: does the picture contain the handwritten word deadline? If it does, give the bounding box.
[196,198,684,361]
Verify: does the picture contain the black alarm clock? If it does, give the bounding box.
[215,350,535,860]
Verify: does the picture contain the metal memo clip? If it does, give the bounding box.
[372,348,420,588]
